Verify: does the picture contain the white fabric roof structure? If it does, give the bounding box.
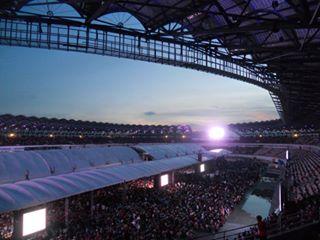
[135,143,205,160]
[0,155,198,213]
[0,143,226,213]
[0,146,141,184]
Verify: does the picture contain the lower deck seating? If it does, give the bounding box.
[287,150,320,202]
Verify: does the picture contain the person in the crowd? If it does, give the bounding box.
[256,215,267,240]
[1,155,319,240]
[0,159,264,240]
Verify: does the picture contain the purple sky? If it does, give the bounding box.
[0,46,278,130]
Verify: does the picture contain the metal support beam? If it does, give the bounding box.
[0,16,280,95]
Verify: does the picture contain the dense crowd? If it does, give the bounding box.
[1,147,319,240]
[286,150,320,202]
[49,159,262,240]
[0,159,263,240]
[0,213,13,240]
[256,198,319,239]
[267,198,319,234]
[228,148,320,240]
[223,198,320,240]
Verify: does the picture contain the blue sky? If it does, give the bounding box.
[0,46,278,130]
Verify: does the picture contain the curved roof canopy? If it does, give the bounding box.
[0,146,142,184]
[0,143,230,213]
[1,0,319,125]
[0,154,198,213]
[135,143,205,160]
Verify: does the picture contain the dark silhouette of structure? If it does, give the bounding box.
[1,0,319,125]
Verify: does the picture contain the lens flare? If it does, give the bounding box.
[208,127,225,140]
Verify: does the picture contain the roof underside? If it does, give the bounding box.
[1,0,320,125]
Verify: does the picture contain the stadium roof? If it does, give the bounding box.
[1,0,320,125]
[135,143,205,160]
[0,146,142,184]
[0,155,199,213]
[0,143,218,213]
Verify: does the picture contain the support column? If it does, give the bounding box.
[90,191,94,218]
[195,164,199,174]
[122,183,128,201]
[64,198,69,227]
[154,175,161,189]
[12,211,22,240]
[170,171,175,185]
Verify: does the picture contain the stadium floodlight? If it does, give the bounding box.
[208,127,225,140]
[22,208,46,236]
[8,132,16,138]
[160,174,169,187]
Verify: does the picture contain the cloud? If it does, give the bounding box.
[144,111,156,116]
[140,105,278,129]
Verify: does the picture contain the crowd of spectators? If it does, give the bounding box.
[202,148,320,240]
[262,198,319,238]
[0,158,263,240]
[0,213,13,240]
[267,198,319,234]
[224,198,320,240]
[1,137,320,239]
[286,150,320,202]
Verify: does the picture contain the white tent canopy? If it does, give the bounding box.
[0,146,142,184]
[0,155,198,213]
[0,143,220,213]
[136,143,205,160]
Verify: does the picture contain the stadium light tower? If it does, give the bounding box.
[208,127,225,140]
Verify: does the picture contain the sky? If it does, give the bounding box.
[0,46,278,130]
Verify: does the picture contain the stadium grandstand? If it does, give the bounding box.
[0,116,319,240]
[228,119,320,145]
[0,114,192,145]
[1,0,320,240]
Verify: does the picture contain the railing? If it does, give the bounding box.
[0,17,279,93]
[1,142,320,153]
[194,207,320,240]
[0,143,134,152]
[194,223,257,240]
[204,142,320,153]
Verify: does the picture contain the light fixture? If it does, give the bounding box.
[8,132,16,138]
[208,127,225,140]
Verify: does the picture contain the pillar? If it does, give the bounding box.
[64,198,69,227]
[12,211,22,240]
